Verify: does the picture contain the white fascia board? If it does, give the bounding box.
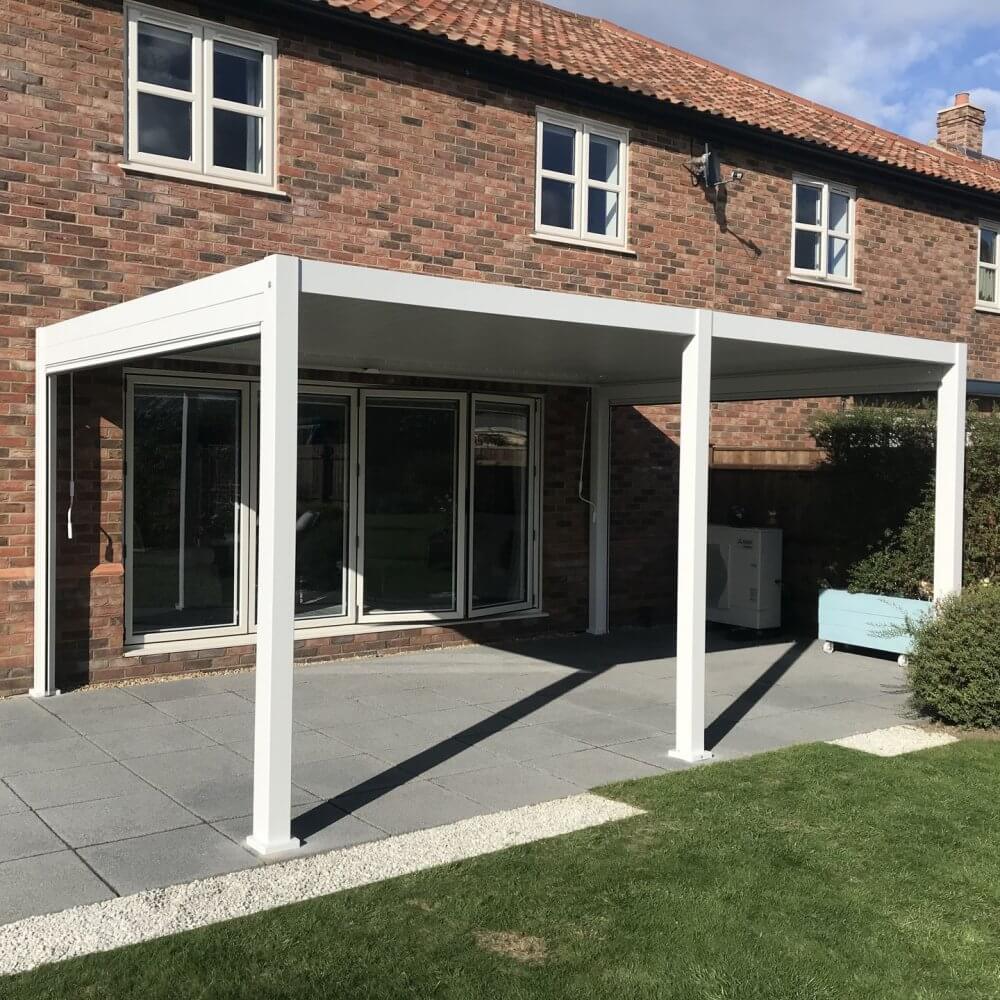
[712,310,958,366]
[300,259,696,337]
[38,258,273,373]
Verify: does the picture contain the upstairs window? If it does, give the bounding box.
[978,222,999,308]
[535,109,629,249]
[791,177,855,283]
[125,3,276,190]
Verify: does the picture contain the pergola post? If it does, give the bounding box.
[588,387,611,636]
[670,310,713,763]
[247,255,301,857]
[933,345,967,600]
[30,361,58,698]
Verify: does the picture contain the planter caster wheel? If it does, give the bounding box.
[822,640,835,654]
[897,654,909,668]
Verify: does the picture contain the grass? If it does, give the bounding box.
[8,740,1000,1000]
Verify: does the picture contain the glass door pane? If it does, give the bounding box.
[471,400,532,611]
[295,395,350,619]
[131,386,241,634]
[362,397,460,616]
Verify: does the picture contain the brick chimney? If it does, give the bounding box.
[936,92,986,155]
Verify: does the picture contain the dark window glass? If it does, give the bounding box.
[542,122,575,174]
[131,387,241,633]
[363,399,458,614]
[794,229,821,271]
[588,134,619,183]
[213,108,262,173]
[137,21,192,91]
[295,396,349,619]
[213,42,263,106]
[541,178,574,230]
[137,93,192,160]
[472,402,530,609]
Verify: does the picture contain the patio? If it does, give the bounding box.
[0,628,912,925]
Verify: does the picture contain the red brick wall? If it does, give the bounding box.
[3,0,1000,690]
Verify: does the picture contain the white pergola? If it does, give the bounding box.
[31,255,966,855]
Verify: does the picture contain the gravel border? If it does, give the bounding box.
[0,793,642,977]
[829,724,958,757]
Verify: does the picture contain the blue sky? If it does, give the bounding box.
[554,1,1000,156]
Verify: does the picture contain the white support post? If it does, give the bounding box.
[587,387,611,635]
[669,311,713,763]
[247,256,301,857]
[30,361,59,698]
[933,345,967,601]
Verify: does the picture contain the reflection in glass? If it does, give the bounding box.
[137,22,192,90]
[213,108,262,173]
[131,388,240,633]
[541,178,574,229]
[828,236,849,277]
[587,188,618,237]
[542,123,575,174]
[829,191,851,233]
[472,402,530,609]
[137,93,192,160]
[588,134,619,183]
[980,228,997,265]
[295,397,349,619]
[363,399,458,614]
[213,42,263,106]
[980,265,997,304]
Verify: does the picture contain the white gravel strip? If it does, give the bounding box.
[0,792,642,977]
[829,724,958,757]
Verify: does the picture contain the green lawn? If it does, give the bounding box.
[9,740,1000,1000]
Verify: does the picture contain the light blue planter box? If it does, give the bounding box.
[818,589,932,657]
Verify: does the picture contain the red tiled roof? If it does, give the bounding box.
[322,0,1000,197]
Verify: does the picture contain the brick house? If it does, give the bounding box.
[2,0,994,714]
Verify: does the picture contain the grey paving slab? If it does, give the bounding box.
[0,736,114,778]
[0,714,79,747]
[395,744,507,780]
[433,763,581,811]
[79,824,258,895]
[531,748,667,787]
[88,722,217,760]
[293,697,392,729]
[0,696,50,724]
[327,716,443,754]
[608,702,675,733]
[0,810,65,863]
[335,780,484,836]
[6,761,152,810]
[360,689,468,717]
[0,781,28,815]
[131,675,250,703]
[0,851,114,924]
[405,705,510,737]
[154,692,253,722]
[44,688,147,717]
[125,745,315,822]
[462,724,593,762]
[547,712,665,747]
[291,753,403,799]
[57,703,175,737]
[436,678,533,706]
[184,713,306,744]
[604,735,691,770]
[38,787,202,848]
[228,729,359,765]
[215,804,385,855]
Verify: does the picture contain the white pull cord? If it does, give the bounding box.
[67,373,75,540]
[578,390,596,521]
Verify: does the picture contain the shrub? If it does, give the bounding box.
[808,406,1000,599]
[907,584,1000,728]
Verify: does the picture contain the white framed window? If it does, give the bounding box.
[125,373,542,646]
[977,221,999,309]
[791,176,856,284]
[125,3,277,190]
[535,108,629,250]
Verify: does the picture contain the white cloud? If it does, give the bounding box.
[555,0,1000,156]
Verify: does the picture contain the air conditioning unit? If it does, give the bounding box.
[706,524,782,630]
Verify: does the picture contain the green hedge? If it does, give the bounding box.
[808,406,1000,599]
[907,584,1000,727]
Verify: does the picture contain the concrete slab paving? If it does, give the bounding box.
[0,630,917,925]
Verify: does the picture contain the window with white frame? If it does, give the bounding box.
[125,3,276,189]
[125,375,542,645]
[535,109,628,248]
[978,222,999,308]
[791,178,855,283]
